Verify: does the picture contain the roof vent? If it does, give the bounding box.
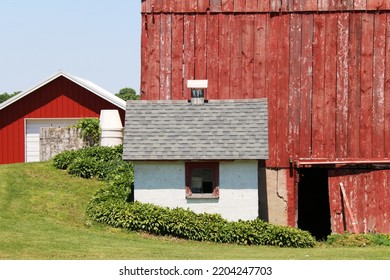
[187,80,208,105]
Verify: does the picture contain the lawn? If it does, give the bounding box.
[0,162,389,260]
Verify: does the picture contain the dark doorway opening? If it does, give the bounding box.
[298,168,331,240]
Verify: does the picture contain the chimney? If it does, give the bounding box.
[187,80,208,105]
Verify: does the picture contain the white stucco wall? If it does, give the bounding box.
[134,160,259,221]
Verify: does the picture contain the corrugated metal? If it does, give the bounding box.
[0,76,125,164]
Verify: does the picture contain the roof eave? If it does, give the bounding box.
[0,70,126,111]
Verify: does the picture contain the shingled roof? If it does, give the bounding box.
[123,99,268,161]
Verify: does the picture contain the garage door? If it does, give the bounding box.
[25,119,79,162]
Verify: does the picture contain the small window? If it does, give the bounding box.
[185,162,219,199]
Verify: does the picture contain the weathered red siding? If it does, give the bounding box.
[0,76,125,164]
[329,169,390,233]
[141,8,390,168]
[140,0,390,233]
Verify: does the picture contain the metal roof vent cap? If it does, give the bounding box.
[187,80,208,105]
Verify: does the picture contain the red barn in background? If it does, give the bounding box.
[0,71,126,165]
[140,0,390,237]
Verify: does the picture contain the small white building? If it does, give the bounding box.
[122,99,268,221]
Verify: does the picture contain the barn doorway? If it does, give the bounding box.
[298,168,331,240]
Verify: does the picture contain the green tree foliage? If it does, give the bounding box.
[115,88,139,101]
[0,91,21,104]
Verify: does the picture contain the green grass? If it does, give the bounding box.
[0,162,389,260]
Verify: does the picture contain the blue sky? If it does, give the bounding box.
[0,0,141,95]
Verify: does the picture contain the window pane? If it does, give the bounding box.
[191,168,214,193]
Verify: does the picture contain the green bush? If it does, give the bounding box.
[52,145,133,200]
[52,150,79,170]
[73,118,101,146]
[86,191,316,248]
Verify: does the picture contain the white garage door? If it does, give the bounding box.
[25,119,79,162]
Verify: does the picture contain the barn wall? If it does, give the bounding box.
[140,6,390,169]
[0,76,125,164]
[140,1,390,232]
[141,0,390,13]
[329,168,390,233]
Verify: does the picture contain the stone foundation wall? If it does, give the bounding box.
[40,127,87,161]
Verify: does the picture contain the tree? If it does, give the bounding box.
[115,88,139,101]
[0,91,21,104]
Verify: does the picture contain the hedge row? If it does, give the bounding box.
[52,145,133,201]
[53,146,315,248]
[86,186,316,248]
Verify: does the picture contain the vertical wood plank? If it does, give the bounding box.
[266,14,279,167]
[152,0,163,12]
[360,13,374,158]
[242,14,255,99]
[304,0,319,11]
[197,0,210,12]
[184,0,198,12]
[366,171,377,232]
[281,0,290,12]
[258,0,270,11]
[354,0,367,10]
[207,13,220,99]
[140,14,149,99]
[270,0,282,12]
[172,0,185,12]
[288,13,302,159]
[210,0,222,12]
[299,14,313,159]
[312,14,326,158]
[230,15,243,98]
[328,0,338,10]
[162,0,173,12]
[375,171,385,232]
[384,171,390,232]
[254,14,267,98]
[276,14,290,167]
[195,14,207,80]
[183,15,196,100]
[385,14,390,157]
[328,171,345,233]
[347,13,362,158]
[323,14,337,159]
[171,14,184,100]
[160,14,172,100]
[141,0,150,13]
[372,13,386,158]
[336,13,349,158]
[246,0,258,12]
[234,0,247,12]
[221,0,234,12]
[318,0,329,11]
[148,14,161,100]
[218,14,231,99]
[338,0,351,10]
[367,0,390,10]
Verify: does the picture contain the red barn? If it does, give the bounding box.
[0,71,126,164]
[140,0,390,237]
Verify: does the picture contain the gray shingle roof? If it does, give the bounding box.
[123,99,268,161]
